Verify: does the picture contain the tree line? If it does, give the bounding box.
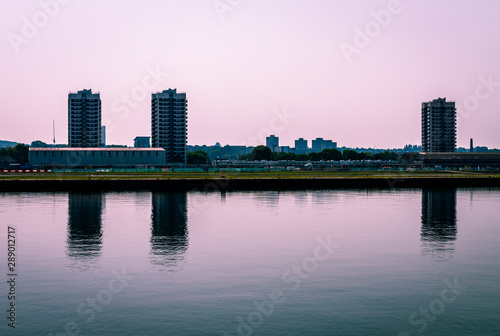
[2,145,397,165]
[187,146,399,163]
[238,146,398,161]
[0,144,29,165]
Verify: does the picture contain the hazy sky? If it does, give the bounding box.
[1,0,499,148]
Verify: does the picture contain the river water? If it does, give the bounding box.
[1,188,499,335]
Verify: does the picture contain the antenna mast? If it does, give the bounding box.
[53,120,56,146]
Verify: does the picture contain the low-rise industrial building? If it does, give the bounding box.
[29,148,166,168]
[402,152,500,168]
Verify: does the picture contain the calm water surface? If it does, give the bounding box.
[1,188,499,335]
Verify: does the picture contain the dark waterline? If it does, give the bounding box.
[2,176,500,192]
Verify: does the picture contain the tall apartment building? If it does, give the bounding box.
[151,89,188,163]
[68,89,102,147]
[421,98,456,152]
[295,138,308,154]
[266,135,279,152]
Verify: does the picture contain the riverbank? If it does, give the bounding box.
[1,171,500,191]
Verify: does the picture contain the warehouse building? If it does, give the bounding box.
[402,152,500,168]
[29,148,166,168]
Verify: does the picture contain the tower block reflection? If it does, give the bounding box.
[150,192,189,269]
[421,188,457,261]
[67,192,103,262]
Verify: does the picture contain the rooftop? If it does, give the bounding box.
[29,148,164,152]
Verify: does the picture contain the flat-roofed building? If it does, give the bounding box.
[151,89,187,164]
[402,152,500,168]
[311,138,337,152]
[266,135,279,152]
[422,98,456,152]
[134,136,151,148]
[29,148,166,168]
[68,89,102,147]
[279,146,291,153]
[101,126,106,147]
[294,138,308,154]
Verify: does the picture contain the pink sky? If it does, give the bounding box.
[1,0,499,148]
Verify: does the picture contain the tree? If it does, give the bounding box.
[308,152,321,161]
[0,144,29,165]
[31,140,49,147]
[358,152,373,160]
[238,153,251,160]
[320,148,342,161]
[342,149,359,161]
[295,154,309,161]
[186,151,209,164]
[274,152,296,161]
[249,146,273,161]
[374,150,398,161]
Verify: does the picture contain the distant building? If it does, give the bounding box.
[279,146,291,153]
[151,89,188,164]
[311,138,337,152]
[29,148,166,168]
[266,135,279,152]
[295,138,308,154]
[101,126,106,147]
[325,140,337,149]
[404,144,421,152]
[134,136,151,148]
[68,89,102,147]
[421,98,456,152]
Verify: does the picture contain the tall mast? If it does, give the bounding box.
[53,120,56,146]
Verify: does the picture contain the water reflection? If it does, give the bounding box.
[294,191,309,207]
[421,188,457,261]
[67,192,103,265]
[253,191,280,210]
[150,192,188,270]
